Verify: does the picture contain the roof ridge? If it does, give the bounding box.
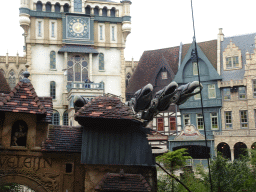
[225,32,256,39]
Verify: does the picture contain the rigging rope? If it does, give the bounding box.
[190,1,213,191]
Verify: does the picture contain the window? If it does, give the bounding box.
[67,55,89,84]
[110,8,116,17]
[74,0,82,12]
[183,114,190,126]
[63,111,69,126]
[126,73,131,87]
[161,72,167,79]
[238,87,246,99]
[111,26,115,41]
[50,81,56,99]
[94,7,99,16]
[196,114,204,130]
[211,112,218,129]
[85,5,91,15]
[225,111,232,129]
[51,22,55,37]
[194,87,201,100]
[193,62,198,75]
[157,118,164,131]
[11,120,28,147]
[38,21,42,37]
[226,56,239,69]
[99,25,104,41]
[208,84,216,99]
[50,51,56,69]
[253,80,256,97]
[99,53,104,71]
[240,110,248,128]
[64,4,69,12]
[170,117,176,131]
[52,110,60,125]
[8,70,16,90]
[55,3,60,13]
[223,88,231,100]
[46,2,51,12]
[36,1,42,11]
[102,7,107,16]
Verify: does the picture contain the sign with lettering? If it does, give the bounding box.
[174,124,205,141]
[0,156,52,171]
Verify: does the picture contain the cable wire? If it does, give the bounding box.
[190,1,213,191]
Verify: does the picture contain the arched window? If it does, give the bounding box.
[102,7,107,16]
[52,110,60,125]
[8,70,16,90]
[50,51,56,69]
[99,53,104,71]
[46,2,51,12]
[36,1,42,11]
[110,8,116,17]
[67,55,89,84]
[63,111,69,126]
[19,70,24,81]
[55,3,60,13]
[50,81,56,99]
[85,5,91,15]
[0,69,5,77]
[74,0,82,12]
[126,73,131,87]
[64,4,69,12]
[94,6,99,16]
[11,120,28,147]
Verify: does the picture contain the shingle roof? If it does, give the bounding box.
[41,125,83,152]
[126,46,180,95]
[38,97,53,123]
[75,94,139,123]
[95,170,151,191]
[0,80,47,115]
[0,70,11,94]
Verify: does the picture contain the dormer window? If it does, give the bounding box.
[223,40,242,70]
[226,56,239,69]
[161,72,167,79]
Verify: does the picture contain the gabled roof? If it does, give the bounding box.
[95,170,151,191]
[0,70,11,94]
[42,125,83,152]
[126,46,180,95]
[0,77,47,115]
[38,97,53,123]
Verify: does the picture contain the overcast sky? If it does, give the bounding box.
[1,1,256,61]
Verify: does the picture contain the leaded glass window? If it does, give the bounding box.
[208,84,216,99]
[52,110,60,125]
[99,53,104,71]
[67,55,89,83]
[197,114,204,130]
[238,87,246,99]
[51,23,55,37]
[225,111,232,129]
[9,70,16,90]
[223,88,231,100]
[50,51,56,69]
[211,112,218,129]
[240,110,248,128]
[50,81,56,99]
[63,111,68,126]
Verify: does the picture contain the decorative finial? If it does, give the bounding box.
[20,70,30,83]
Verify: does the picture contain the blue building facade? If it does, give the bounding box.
[169,41,222,159]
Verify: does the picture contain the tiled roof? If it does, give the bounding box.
[126,46,180,95]
[0,81,47,115]
[181,39,217,70]
[147,129,168,141]
[42,125,83,152]
[38,97,53,123]
[0,70,11,94]
[95,170,151,191]
[75,94,138,122]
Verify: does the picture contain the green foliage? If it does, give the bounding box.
[156,149,192,171]
[0,183,21,192]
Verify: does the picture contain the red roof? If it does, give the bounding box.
[0,80,47,115]
[95,170,151,191]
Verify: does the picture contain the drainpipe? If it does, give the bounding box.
[178,42,183,68]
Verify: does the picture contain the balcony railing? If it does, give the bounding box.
[213,129,256,136]
[67,82,104,92]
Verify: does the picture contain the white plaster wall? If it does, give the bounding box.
[92,48,121,96]
[30,45,64,107]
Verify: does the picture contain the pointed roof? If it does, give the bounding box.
[0,70,11,94]
[0,73,47,115]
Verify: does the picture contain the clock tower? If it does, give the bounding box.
[19,0,132,125]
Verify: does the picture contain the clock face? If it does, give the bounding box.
[66,16,90,39]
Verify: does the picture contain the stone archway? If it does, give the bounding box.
[217,142,231,160]
[234,142,248,160]
[0,175,49,192]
